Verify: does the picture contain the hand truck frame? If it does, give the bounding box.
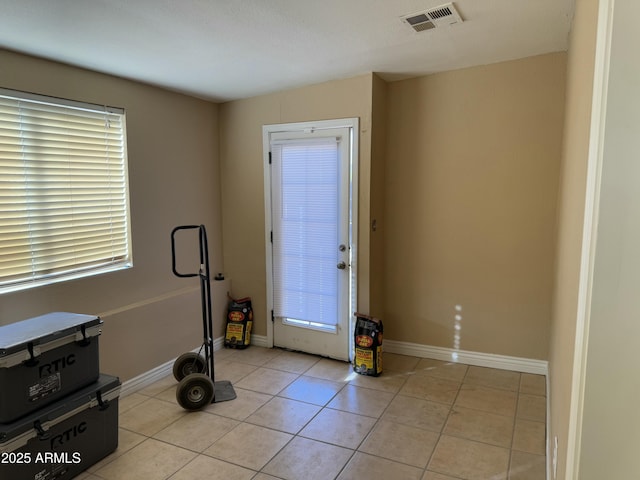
[170,224,236,410]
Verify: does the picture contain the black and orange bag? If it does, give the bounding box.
[224,296,253,349]
[353,312,383,376]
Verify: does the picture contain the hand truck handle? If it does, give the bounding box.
[171,225,206,278]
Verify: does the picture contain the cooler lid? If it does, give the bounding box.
[0,312,101,357]
[0,373,121,452]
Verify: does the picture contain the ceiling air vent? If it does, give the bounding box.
[401,3,463,32]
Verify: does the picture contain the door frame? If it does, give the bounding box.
[263,118,359,358]
[564,0,614,478]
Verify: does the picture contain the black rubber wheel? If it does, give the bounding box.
[173,352,206,381]
[176,373,215,411]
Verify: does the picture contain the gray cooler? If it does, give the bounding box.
[0,312,102,423]
[0,373,120,480]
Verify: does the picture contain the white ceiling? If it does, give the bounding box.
[0,0,575,103]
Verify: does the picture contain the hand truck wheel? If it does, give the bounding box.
[176,373,215,410]
[173,352,207,382]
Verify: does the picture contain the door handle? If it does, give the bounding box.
[337,261,347,270]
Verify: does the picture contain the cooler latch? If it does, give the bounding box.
[96,390,110,411]
[76,324,91,347]
[33,420,50,440]
[23,342,39,367]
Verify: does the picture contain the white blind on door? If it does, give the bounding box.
[271,137,340,326]
[0,89,131,292]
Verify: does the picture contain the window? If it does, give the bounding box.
[0,88,132,293]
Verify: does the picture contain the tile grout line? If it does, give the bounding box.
[422,363,469,479]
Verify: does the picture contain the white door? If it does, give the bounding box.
[264,119,358,361]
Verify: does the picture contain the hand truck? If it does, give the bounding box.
[170,224,236,410]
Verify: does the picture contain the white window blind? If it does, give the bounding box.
[271,137,340,326]
[0,88,131,293]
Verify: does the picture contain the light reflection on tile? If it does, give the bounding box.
[278,375,345,405]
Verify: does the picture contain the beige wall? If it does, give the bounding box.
[547,0,600,476]
[218,74,376,336]
[0,49,223,381]
[384,54,566,360]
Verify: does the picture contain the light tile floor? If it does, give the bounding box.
[78,347,547,480]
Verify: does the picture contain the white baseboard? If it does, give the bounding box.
[122,335,547,397]
[384,339,548,376]
[120,337,225,397]
[251,334,547,375]
[250,334,269,348]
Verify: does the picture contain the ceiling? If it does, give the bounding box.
[0,0,575,103]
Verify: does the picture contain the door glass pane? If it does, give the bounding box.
[271,138,339,326]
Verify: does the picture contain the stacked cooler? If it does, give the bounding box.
[0,312,120,480]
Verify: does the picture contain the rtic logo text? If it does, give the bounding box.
[39,354,76,377]
[50,421,87,449]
